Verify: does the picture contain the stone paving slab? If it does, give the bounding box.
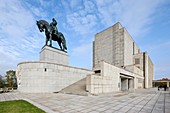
[0,89,169,113]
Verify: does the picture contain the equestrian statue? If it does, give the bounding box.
[36,18,67,51]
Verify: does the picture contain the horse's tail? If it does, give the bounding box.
[60,33,67,50]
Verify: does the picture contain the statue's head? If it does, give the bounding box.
[36,20,44,32]
[52,18,57,25]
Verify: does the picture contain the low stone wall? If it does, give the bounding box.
[87,62,120,94]
[16,61,93,93]
[86,61,144,94]
[86,74,117,94]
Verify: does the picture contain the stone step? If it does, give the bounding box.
[59,78,89,96]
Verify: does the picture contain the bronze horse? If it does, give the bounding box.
[36,20,67,51]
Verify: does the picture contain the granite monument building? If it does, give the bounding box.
[16,21,154,95]
[86,22,154,94]
[16,19,93,93]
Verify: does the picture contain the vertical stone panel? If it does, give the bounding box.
[40,46,69,65]
[93,22,124,67]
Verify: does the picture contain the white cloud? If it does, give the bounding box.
[69,0,83,10]
[119,0,164,37]
[95,0,165,38]
[0,0,169,80]
[63,0,164,38]
[62,0,168,73]
[63,0,99,35]
[84,0,96,13]
[0,0,43,75]
[66,12,98,34]
[95,0,119,26]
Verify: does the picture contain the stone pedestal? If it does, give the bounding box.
[16,46,93,93]
[40,46,69,65]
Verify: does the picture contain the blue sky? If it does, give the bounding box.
[0,0,170,80]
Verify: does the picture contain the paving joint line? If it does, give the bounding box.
[104,93,145,112]
[138,92,159,113]
[125,93,156,113]
[150,92,162,113]
[164,92,165,113]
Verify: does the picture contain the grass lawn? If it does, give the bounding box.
[0,100,45,113]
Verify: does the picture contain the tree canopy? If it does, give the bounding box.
[5,70,17,88]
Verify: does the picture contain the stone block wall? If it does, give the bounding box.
[136,77,144,88]
[16,61,93,93]
[113,27,124,66]
[134,42,140,54]
[92,22,154,92]
[87,61,145,94]
[93,22,141,68]
[145,53,154,88]
[123,28,134,66]
[133,53,144,70]
[93,22,124,68]
[40,46,69,65]
[87,62,120,94]
[125,65,143,76]
[133,52,154,88]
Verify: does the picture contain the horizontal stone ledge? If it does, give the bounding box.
[17,61,92,72]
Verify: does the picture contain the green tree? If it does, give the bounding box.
[0,75,5,88]
[5,70,17,88]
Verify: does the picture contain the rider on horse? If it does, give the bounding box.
[50,18,58,36]
[50,18,67,51]
[36,18,67,52]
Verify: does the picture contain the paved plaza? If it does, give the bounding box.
[0,88,169,113]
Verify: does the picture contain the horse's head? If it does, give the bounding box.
[36,20,44,32]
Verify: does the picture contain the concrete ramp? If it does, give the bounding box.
[59,78,89,96]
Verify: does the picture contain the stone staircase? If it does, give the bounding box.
[59,77,90,96]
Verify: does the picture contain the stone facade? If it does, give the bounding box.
[89,22,154,94]
[16,22,154,95]
[86,61,144,94]
[93,23,124,68]
[133,52,154,88]
[93,22,141,68]
[16,46,93,93]
[40,46,69,65]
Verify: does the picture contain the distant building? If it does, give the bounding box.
[86,22,154,94]
[153,78,170,87]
